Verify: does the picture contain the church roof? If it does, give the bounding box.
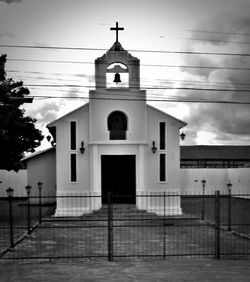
[47,103,89,128]
[181,145,250,160]
[147,105,187,128]
[22,146,55,162]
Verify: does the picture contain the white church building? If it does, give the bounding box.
[47,23,186,216]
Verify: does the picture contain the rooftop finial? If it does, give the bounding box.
[110,22,124,42]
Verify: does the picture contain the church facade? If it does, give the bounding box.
[47,23,186,216]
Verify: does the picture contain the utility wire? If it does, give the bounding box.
[1,44,250,56]
[24,84,250,92]
[9,70,250,88]
[29,94,250,105]
[7,58,250,71]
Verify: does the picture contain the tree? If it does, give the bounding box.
[0,54,44,171]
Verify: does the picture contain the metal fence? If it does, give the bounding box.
[0,190,249,261]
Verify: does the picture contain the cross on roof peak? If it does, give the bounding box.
[110,22,124,42]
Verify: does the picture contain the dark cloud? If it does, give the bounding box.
[179,5,250,144]
[28,102,60,126]
[0,31,15,39]
[190,7,250,46]
[0,0,22,3]
[180,55,218,78]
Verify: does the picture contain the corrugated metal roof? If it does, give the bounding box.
[181,146,250,160]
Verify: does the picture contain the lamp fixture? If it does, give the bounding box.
[80,141,85,154]
[180,132,186,140]
[151,141,157,154]
[25,185,32,196]
[201,179,206,188]
[6,187,14,197]
[37,182,43,190]
[227,181,232,190]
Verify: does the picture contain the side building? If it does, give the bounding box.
[180,146,250,168]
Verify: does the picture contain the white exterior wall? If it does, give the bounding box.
[55,104,90,195]
[89,144,145,193]
[146,106,182,192]
[180,168,250,194]
[26,149,56,202]
[144,106,183,215]
[89,89,146,143]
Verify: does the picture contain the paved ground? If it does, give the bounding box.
[1,203,250,281]
[0,258,250,281]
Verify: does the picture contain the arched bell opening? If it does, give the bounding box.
[106,62,129,88]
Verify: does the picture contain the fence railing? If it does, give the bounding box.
[0,189,249,261]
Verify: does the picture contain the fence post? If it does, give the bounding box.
[227,182,232,232]
[107,191,113,261]
[25,185,32,235]
[163,191,166,259]
[6,187,14,249]
[37,182,43,224]
[215,190,220,259]
[201,180,206,220]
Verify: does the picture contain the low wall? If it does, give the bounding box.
[1,168,250,198]
[0,169,27,197]
[180,168,250,194]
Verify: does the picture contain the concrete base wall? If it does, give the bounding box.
[137,190,182,216]
[54,191,102,217]
[180,168,250,194]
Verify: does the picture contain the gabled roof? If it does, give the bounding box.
[181,146,250,160]
[22,147,55,162]
[47,103,89,128]
[147,105,187,128]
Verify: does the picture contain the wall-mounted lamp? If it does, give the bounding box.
[80,141,85,154]
[6,187,14,197]
[180,132,186,140]
[37,182,43,191]
[25,184,32,196]
[227,181,232,191]
[201,179,206,188]
[151,141,157,154]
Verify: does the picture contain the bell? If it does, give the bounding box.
[113,73,121,83]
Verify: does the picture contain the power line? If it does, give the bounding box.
[7,58,250,71]
[8,69,250,88]
[30,94,250,105]
[1,44,250,56]
[24,84,250,92]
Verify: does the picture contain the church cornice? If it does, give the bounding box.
[109,41,125,51]
[88,141,147,145]
[95,41,139,62]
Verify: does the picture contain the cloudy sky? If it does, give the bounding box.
[1,0,250,149]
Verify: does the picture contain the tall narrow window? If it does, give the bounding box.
[108,111,127,140]
[159,122,166,150]
[159,154,166,182]
[70,154,77,182]
[70,121,76,150]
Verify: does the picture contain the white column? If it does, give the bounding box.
[91,145,100,193]
[138,145,145,192]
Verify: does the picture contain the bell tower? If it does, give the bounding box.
[95,22,140,89]
[89,22,147,144]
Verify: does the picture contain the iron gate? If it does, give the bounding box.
[0,191,250,260]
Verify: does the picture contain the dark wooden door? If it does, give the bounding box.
[101,155,136,204]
